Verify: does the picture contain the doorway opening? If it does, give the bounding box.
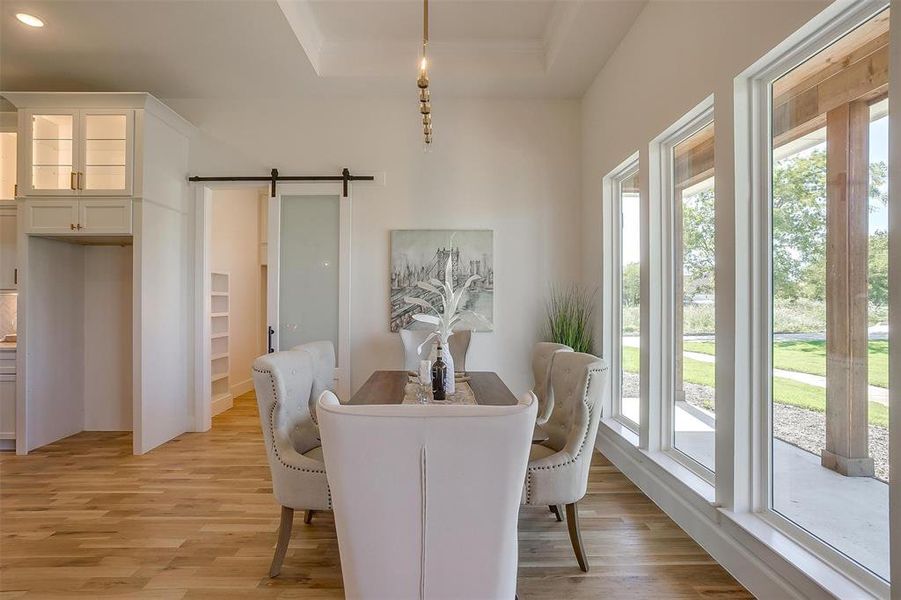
[194,182,352,432]
[207,187,269,423]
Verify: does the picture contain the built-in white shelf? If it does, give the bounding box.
[210,272,232,417]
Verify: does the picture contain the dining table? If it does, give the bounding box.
[349,370,550,443]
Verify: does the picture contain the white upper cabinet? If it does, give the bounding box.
[21,109,133,197]
[0,203,16,290]
[80,110,133,196]
[27,110,77,196]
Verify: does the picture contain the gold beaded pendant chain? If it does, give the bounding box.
[418,0,432,146]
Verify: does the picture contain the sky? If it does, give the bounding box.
[869,115,889,234]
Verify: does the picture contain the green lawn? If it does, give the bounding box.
[621,346,888,427]
[683,339,888,389]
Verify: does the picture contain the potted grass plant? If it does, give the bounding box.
[545,284,596,354]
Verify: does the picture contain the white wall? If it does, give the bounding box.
[174,96,581,396]
[134,108,191,453]
[23,241,132,442]
[84,245,132,431]
[25,237,84,450]
[210,188,262,397]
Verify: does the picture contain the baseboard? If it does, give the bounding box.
[230,378,253,398]
[594,425,874,600]
[212,392,233,416]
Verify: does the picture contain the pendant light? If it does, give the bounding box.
[418,0,432,147]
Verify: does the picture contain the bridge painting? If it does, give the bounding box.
[390,229,494,332]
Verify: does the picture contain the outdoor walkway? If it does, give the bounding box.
[681,349,889,406]
[621,336,889,406]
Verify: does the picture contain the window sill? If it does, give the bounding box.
[596,421,886,599]
[720,510,887,599]
[599,418,715,504]
[600,417,639,446]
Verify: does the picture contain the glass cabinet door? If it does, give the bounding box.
[80,111,132,195]
[30,112,76,194]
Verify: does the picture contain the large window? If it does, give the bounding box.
[606,157,641,432]
[672,122,716,473]
[596,1,896,595]
[769,7,890,582]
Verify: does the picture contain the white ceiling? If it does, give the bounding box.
[280,0,647,96]
[1,0,645,100]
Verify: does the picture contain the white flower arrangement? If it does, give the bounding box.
[404,254,487,353]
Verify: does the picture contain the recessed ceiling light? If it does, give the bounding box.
[16,13,44,27]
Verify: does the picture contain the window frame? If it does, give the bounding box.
[650,96,717,484]
[602,152,641,434]
[735,0,892,593]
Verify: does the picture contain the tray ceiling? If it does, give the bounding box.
[0,0,645,99]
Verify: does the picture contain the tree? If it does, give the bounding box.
[772,151,828,300]
[771,149,886,301]
[681,188,716,298]
[869,230,888,307]
[672,147,887,307]
[622,262,640,307]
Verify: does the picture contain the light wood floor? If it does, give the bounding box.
[0,392,751,599]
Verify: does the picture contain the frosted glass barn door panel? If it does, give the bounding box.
[268,190,349,398]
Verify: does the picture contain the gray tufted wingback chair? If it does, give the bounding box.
[252,349,331,577]
[530,342,573,425]
[522,351,608,572]
[292,340,336,425]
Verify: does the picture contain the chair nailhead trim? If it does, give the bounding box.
[525,366,607,504]
[253,366,332,509]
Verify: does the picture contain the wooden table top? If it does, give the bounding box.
[349,370,518,406]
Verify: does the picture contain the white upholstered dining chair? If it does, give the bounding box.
[317,390,537,599]
[292,340,336,424]
[531,342,573,425]
[399,328,434,371]
[523,352,608,572]
[448,328,472,372]
[251,350,331,577]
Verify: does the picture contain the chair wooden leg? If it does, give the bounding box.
[549,504,563,522]
[304,509,314,525]
[269,506,294,577]
[565,502,589,572]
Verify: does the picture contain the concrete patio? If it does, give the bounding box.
[621,396,889,580]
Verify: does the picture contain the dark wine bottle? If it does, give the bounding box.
[432,346,447,401]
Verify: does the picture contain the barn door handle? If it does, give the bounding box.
[268,326,274,354]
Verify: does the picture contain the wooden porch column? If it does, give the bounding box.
[821,100,874,477]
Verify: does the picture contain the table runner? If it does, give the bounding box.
[402,379,477,405]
